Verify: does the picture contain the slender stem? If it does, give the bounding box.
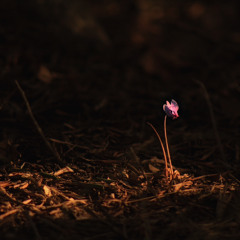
[15,80,63,164]
[164,116,173,177]
[147,122,169,179]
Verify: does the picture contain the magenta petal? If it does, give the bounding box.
[171,99,179,111]
[163,99,179,119]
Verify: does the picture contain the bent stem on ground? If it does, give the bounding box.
[148,122,172,180]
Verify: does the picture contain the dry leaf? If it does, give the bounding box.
[43,185,52,197]
[20,182,29,189]
[149,163,160,173]
[37,65,53,83]
[22,199,32,205]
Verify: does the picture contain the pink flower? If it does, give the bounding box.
[163,99,179,119]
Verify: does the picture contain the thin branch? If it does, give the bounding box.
[15,80,63,164]
[0,209,19,221]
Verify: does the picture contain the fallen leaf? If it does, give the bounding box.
[149,163,160,173]
[22,199,32,205]
[20,182,29,189]
[37,65,53,83]
[43,185,52,197]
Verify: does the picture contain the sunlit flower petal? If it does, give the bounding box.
[163,99,179,119]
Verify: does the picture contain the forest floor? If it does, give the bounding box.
[0,1,240,239]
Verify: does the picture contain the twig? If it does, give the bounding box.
[164,115,174,177]
[15,80,63,164]
[0,209,19,220]
[195,80,226,164]
[0,186,24,205]
[147,122,169,179]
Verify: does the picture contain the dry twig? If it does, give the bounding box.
[15,80,63,164]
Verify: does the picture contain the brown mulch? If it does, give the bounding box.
[0,1,240,239]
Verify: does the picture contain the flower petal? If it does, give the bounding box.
[163,99,179,119]
[171,99,179,111]
[163,104,166,111]
[163,105,173,118]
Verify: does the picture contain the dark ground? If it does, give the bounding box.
[0,1,240,239]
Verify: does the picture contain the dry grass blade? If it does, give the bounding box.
[15,80,63,165]
[195,79,226,166]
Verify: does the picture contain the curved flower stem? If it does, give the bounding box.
[164,115,174,177]
[147,122,169,179]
